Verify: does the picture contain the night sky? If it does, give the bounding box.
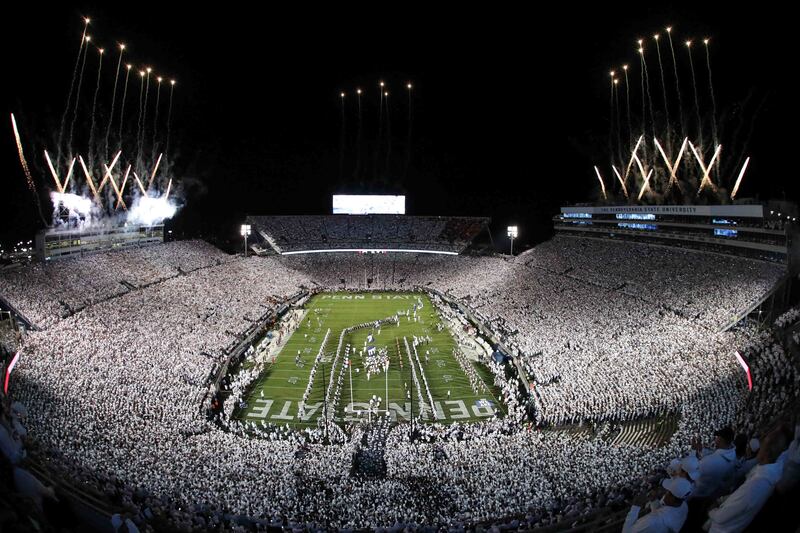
[2,4,794,251]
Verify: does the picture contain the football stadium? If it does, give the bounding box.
[231,291,504,428]
[2,7,799,533]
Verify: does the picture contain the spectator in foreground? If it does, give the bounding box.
[705,430,787,532]
[691,427,737,500]
[622,477,692,533]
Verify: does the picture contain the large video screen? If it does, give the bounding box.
[332,195,406,215]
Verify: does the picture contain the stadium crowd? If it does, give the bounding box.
[1,236,798,531]
[246,215,486,254]
[0,240,231,328]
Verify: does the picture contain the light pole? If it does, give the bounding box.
[240,224,252,257]
[385,360,390,416]
[348,356,354,415]
[321,361,328,442]
[409,352,414,441]
[507,225,518,256]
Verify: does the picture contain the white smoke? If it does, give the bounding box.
[50,191,97,226]
[126,195,178,226]
[49,191,180,229]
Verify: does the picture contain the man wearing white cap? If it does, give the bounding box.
[622,477,691,533]
[666,459,681,477]
[706,431,787,533]
[662,455,700,497]
[678,455,702,487]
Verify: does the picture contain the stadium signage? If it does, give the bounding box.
[320,294,413,300]
[561,205,764,218]
[281,249,459,256]
[3,350,20,394]
[246,399,495,421]
[734,351,753,391]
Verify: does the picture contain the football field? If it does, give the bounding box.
[235,291,503,428]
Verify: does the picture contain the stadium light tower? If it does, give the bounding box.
[348,356,354,415]
[385,360,389,415]
[507,226,518,256]
[240,224,252,257]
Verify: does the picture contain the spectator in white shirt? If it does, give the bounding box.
[677,455,701,487]
[705,430,788,533]
[623,477,692,533]
[691,427,738,500]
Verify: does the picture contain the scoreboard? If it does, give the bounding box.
[332,195,405,215]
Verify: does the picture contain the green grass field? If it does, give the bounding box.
[235,292,503,428]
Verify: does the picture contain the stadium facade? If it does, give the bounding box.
[34,224,164,261]
[555,203,793,263]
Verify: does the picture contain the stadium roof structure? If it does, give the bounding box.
[246,215,490,255]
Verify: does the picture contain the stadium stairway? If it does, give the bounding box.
[350,418,391,477]
[609,414,679,448]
